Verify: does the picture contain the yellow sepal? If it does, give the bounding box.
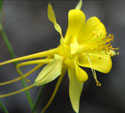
[75,0,83,10]
[34,54,63,86]
[48,3,63,38]
[68,67,83,113]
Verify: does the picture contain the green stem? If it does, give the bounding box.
[32,86,45,113]
[0,30,16,63]
[0,100,9,113]
[0,29,34,111]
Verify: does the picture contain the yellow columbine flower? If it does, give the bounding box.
[0,0,118,113]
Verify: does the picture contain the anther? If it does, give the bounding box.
[117,52,119,55]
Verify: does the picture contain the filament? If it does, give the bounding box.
[87,56,101,86]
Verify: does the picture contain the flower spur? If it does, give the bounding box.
[0,0,118,113]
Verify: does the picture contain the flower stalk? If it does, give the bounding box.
[0,0,34,110]
[0,100,9,113]
[32,86,45,113]
[0,29,35,109]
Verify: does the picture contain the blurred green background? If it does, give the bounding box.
[0,0,124,113]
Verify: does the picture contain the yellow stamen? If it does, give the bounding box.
[0,48,58,66]
[87,56,101,86]
[41,68,66,113]
[0,84,35,98]
[117,52,119,55]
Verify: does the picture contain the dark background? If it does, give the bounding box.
[0,0,124,113]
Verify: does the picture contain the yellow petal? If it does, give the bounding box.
[34,54,63,86]
[77,17,107,44]
[68,67,83,113]
[78,53,112,73]
[48,3,63,38]
[65,9,86,44]
[75,61,88,82]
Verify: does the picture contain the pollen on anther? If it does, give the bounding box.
[117,52,119,55]
[96,82,102,86]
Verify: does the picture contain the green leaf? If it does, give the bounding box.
[0,0,3,30]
